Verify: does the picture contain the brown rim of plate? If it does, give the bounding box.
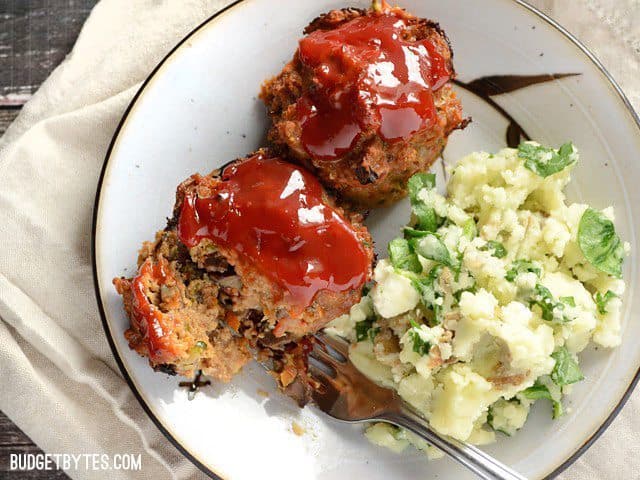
[91,1,640,479]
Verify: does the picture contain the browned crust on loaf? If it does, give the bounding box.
[303,8,367,34]
[260,8,467,208]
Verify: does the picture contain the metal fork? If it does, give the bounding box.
[308,332,527,480]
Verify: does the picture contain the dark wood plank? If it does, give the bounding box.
[0,3,95,477]
[0,413,70,479]
[0,0,99,105]
[0,108,20,135]
[0,445,70,479]
[0,412,35,446]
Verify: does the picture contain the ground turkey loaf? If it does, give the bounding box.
[260,2,467,207]
[114,150,374,404]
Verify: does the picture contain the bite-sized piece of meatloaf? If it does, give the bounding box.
[260,3,467,207]
[114,150,374,403]
[114,230,252,382]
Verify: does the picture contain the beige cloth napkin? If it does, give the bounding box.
[0,1,637,479]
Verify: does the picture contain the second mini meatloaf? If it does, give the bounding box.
[114,151,374,402]
[261,4,466,207]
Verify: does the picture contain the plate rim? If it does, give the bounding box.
[91,1,640,479]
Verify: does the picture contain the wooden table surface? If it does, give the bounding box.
[0,2,98,478]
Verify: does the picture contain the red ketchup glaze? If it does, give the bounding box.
[131,258,179,363]
[297,10,451,160]
[177,154,370,310]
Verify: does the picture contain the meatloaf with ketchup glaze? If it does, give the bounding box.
[260,2,466,207]
[114,151,374,403]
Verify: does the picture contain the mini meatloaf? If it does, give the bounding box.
[114,151,374,402]
[260,3,466,207]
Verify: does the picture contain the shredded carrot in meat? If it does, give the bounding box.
[225,311,240,332]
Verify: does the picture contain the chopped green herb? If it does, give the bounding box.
[462,218,477,240]
[411,277,435,305]
[407,173,436,202]
[412,203,439,232]
[456,248,465,265]
[355,319,376,342]
[407,173,443,232]
[409,329,431,356]
[480,240,507,258]
[521,381,563,419]
[189,340,208,356]
[453,285,477,303]
[505,259,541,282]
[530,284,555,321]
[530,284,570,323]
[355,320,370,342]
[595,290,618,315]
[403,227,429,239]
[408,318,422,329]
[410,234,456,269]
[551,347,584,386]
[518,142,577,178]
[559,296,576,307]
[408,266,444,325]
[486,407,503,435]
[389,238,422,273]
[553,399,564,419]
[368,327,380,342]
[452,250,465,282]
[521,382,552,400]
[487,403,516,435]
[578,208,625,278]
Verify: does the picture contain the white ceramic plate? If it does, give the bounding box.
[93,1,640,479]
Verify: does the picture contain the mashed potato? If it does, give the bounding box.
[327,142,629,455]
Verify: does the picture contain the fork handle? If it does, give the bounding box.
[382,406,528,480]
